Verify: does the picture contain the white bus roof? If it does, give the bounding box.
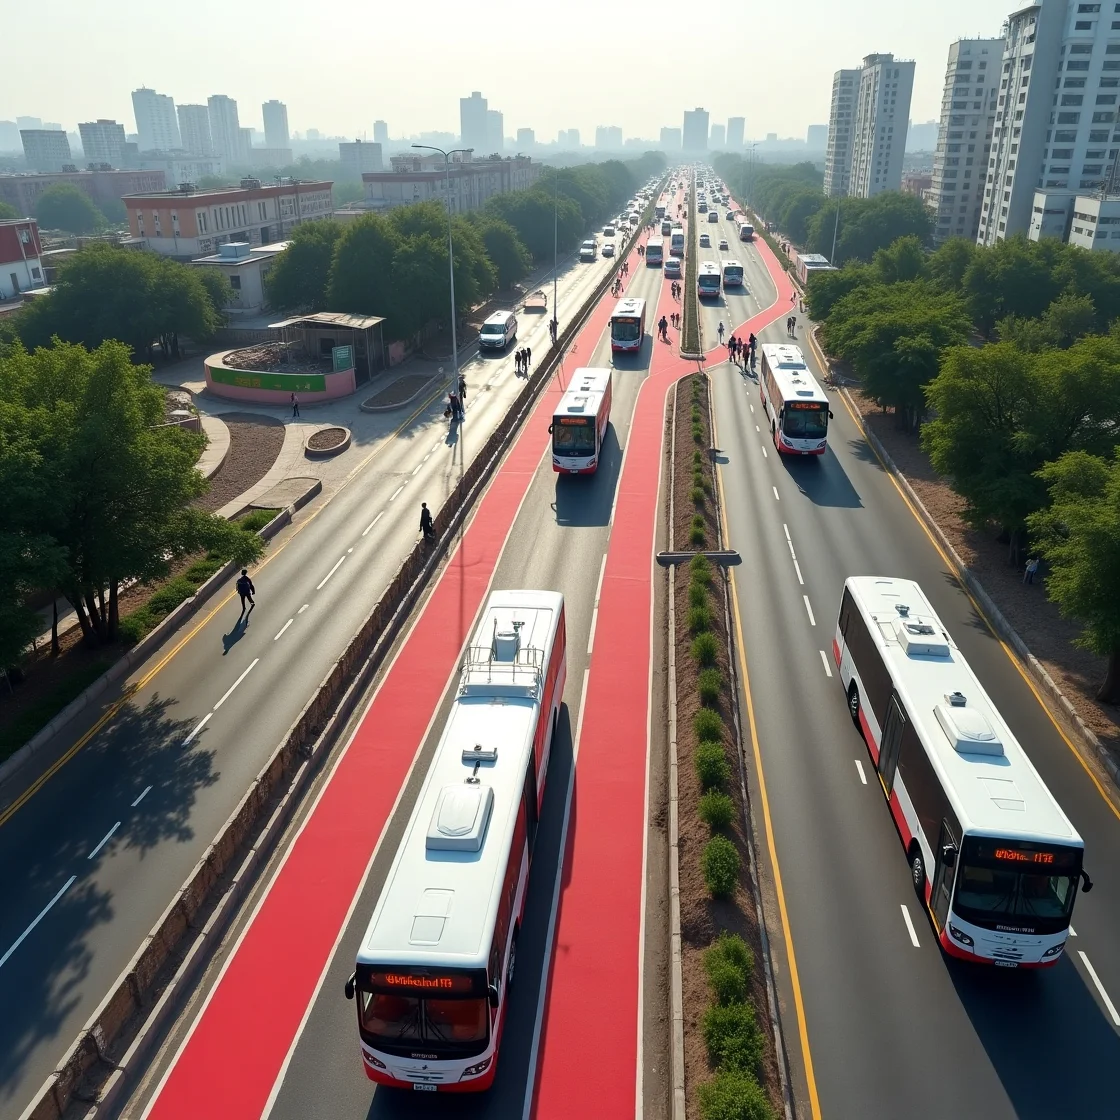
[358,590,564,970]
[553,367,611,419]
[721,259,743,269]
[611,297,645,319]
[760,344,828,405]
[699,261,720,273]
[844,577,1080,846]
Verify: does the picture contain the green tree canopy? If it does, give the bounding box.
[326,213,402,319]
[1027,450,1120,702]
[35,183,105,234]
[927,237,978,293]
[266,219,344,311]
[997,291,1097,352]
[804,262,876,321]
[470,215,531,289]
[807,192,932,263]
[484,188,582,260]
[873,235,927,284]
[0,201,18,221]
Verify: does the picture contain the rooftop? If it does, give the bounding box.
[268,312,385,330]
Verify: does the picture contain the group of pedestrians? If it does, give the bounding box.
[514,346,532,376]
[785,315,798,337]
[725,332,756,368]
[669,280,681,300]
[637,244,645,258]
[669,311,681,329]
[658,315,670,342]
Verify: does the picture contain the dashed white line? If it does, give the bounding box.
[855,759,867,784]
[183,711,212,746]
[411,463,422,476]
[755,425,760,432]
[0,875,77,971]
[214,658,259,710]
[1079,952,1120,1025]
[274,619,294,641]
[772,487,780,501]
[803,595,816,626]
[1070,925,1078,937]
[316,555,346,591]
[787,540,797,561]
[819,650,833,678]
[793,559,805,586]
[362,511,384,538]
[87,821,121,860]
[131,784,152,808]
[901,904,921,947]
[389,485,404,502]
[594,553,608,601]
[783,524,791,542]
[297,603,310,615]
[750,403,755,413]
[761,445,768,459]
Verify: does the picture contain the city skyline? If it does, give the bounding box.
[3,0,1014,143]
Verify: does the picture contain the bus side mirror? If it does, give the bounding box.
[547,424,553,434]
[828,410,834,420]
[487,982,500,1009]
[941,845,956,867]
[344,973,356,1000]
[1081,869,1094,893]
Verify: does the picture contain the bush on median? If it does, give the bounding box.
[695,741,730,789]
[694,708,724,741]
[700,790,735,831]
[702,834,741,898]
[703,1001,766,1077]
[698,1068,774,1120]
[698,666,723,704]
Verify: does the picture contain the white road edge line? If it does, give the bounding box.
[131,784,152,808]
[594,554,607,602]
[87,820,121,861]
[803,595,816,626]
[273,619,294,641]
[213,658,259,711]
[855,759,867,784]
[389,485,404,502]
[819,650,833,678]
[1079,951,1120,1025]
[183,711,212,746]
[901,904,921,948]
[316,555,346,591]
[0,875,77,971]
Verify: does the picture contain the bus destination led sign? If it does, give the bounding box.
[993,848,1055,865]
[787,401,826,410]
[558,417,589,425]
[370,971,475,993]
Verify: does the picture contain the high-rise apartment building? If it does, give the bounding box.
[682,108,709,150]
[824,70,860,195]
[132,88,181,153]
[927,38,1002,244]
[78,120,127,166]
[460,92,489,152]
[0,121,20,151]
[516,128,535,148]
[207,95,242,167]
[238,128,254,166]
[262,101,289,150]
[847,54,915,197]
[558,129,580,148]
[16,117,42,131]
[660,126,682,149]
[806,124,829,150]
[710,123,726,148]
[339,140,383,178]
[373,120,389,145]
[727,117,745,149]
[20,129,71,173]
[487,109,504,153]
[178,105,213,157]
[595,125,623,148]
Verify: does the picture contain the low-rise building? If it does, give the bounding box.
[123,177,333,258]
[0,168,167,218]
[135,152,225,184]
[1067,195,1120,252]
[361,153,540,214]
[249,147,293,169]
[339,140,383,179]
[1028,189,1075,243]
[191,240,290,315]
[0,218,46,300]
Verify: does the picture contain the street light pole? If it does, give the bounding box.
[552,168,559,341]
[413,144,471,393]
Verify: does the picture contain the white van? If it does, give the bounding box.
[479,310,518,350]
[580,239,598,262]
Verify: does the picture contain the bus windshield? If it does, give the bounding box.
[612,317,643,343]
[953,838,1081,930]
[553,419,596,454]
[782,403,828,439]
[722,264,743,285]
[359,991,489,1053]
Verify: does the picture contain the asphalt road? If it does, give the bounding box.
[0,247,622,1118]
[712,273,1120,1118]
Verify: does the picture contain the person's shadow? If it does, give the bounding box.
[223,612,250,655]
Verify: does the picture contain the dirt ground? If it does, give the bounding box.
[850,390,1119,760]
[671,375,783,1116]
[195,413,285,513]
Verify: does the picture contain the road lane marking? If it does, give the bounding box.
[750,403,754,413]
[1070,925,1078,936]
[347,548,353,554]
[773,487,780,501]
[793,560,805,585]
[316,555,346,591]
[411,463,422,476]
[297,604,309,614]
[594,553,607,601]
[1079,952,1120,1025]
[755,425,760,432]
[819,650,833,678]
[0,875,77,971]
[855,759,867,784]
[273,619,294,641]
[803,595,816,625]
[787,540,797,561]
[213,659,259,711]
[88,820,121,860]
[131,785,152,808]
[901,905,921,947]
[389,485,404,502]
[761,445,768,458]
[183,712,212,746]
[783,524,791,541]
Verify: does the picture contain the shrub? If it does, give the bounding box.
[689,583,709,610]
[690,554,713,585]
[694,707,724,741]
[184,558,223,586]
[691,405,702,422]
[690,523,707,546]
[702,834,741,898]
[237,507,280,534]
[705,955,748,1006]
[145,577,197,619]
[702,1003,766,1077]
[691,631,718,667]
[698,1069,774,1120]
[695,741,730,789]
[691,485,707,507]
[700,790,735,831]
[698,667,723,704]
[688,603,713,635]
[706,931,754,987]
[117,608,156,646]
[692,423,704,444]
[693,450,703,467]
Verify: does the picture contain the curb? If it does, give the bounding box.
[303,426,352,458]
[359,375,441,414]
[837,385,1120,792]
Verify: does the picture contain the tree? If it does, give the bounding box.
[266,220,343,311]
[197,268,234,319]
[778,188,824,245]
[804,262,875,321]
[807,192,932,263]
[332,182,365,207]
[927,238,978,293]
[35,183,104,234]
[0,340,263,646]
[1027,450,1120,702]
[0,201,18,221]
[873,235,927,284]
[471,216,531,289]
[997,291,1097,352]
[485,189,581,260]
[961,235,1062,337]
[327,213,402,319]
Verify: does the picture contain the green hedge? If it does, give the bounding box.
[698,1068,775,1120]
[702,834,741,898]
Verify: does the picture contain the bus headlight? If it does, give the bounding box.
[1042,941,1067,958]
[948,923,974,948]
[363,1051,387,1070]
[462,1056,493,1078]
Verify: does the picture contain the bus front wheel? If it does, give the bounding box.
[847,684,861,729]
[909,846,926,899]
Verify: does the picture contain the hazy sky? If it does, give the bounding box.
[7,0,1015,141]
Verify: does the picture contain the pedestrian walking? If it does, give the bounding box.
[1024,557,1039,585]
[525,345,531,368]
[791,315,797,334]
[236,568,255,613]
[550,317,558,344]
[420,502,434,541]
[290,392,300,418]
[458,373,467,404]
[717,321,725,345]
[790,291,796,303]
[449,391,462,421]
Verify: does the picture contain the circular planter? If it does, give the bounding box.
[304,425,352,459]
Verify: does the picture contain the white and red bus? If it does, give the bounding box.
[610,296,646,352]
[346,590,567,1090]
[697,260,721,300]
[646,237,664,266]
[758,343,832,455]
[835,577,1092,967]
[550,367,612,474]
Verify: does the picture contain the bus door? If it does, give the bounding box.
[929,820,958,929]
[878,694,906,794]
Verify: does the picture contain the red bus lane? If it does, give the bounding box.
[141,240,643,1120]
[531,220,791,1118]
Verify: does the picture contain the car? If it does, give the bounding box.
[718,239,729,251]
[725,211,736,221]
[708,210,719,222]
[665,258,682,279]
[579,239,597,262]
[603,225,615,236]
[699,232,711,247]
[629,215,640,228]
[602,241,616,257]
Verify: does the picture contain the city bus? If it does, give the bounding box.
[646,237,664,266]
[670,227,685,257]
[609,296,646,352]
[346,589,567,1089]
[721,259,744,287]
[835,576,1092,967]
[738,222,755,242]
[550,367,612,474]
[758,343,832,455]
[697,261,721,300]
[656,203,666,219]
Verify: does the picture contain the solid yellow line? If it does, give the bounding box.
[834,387,1120,824]
[710,393,823,1120]
[0,380,449,831]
